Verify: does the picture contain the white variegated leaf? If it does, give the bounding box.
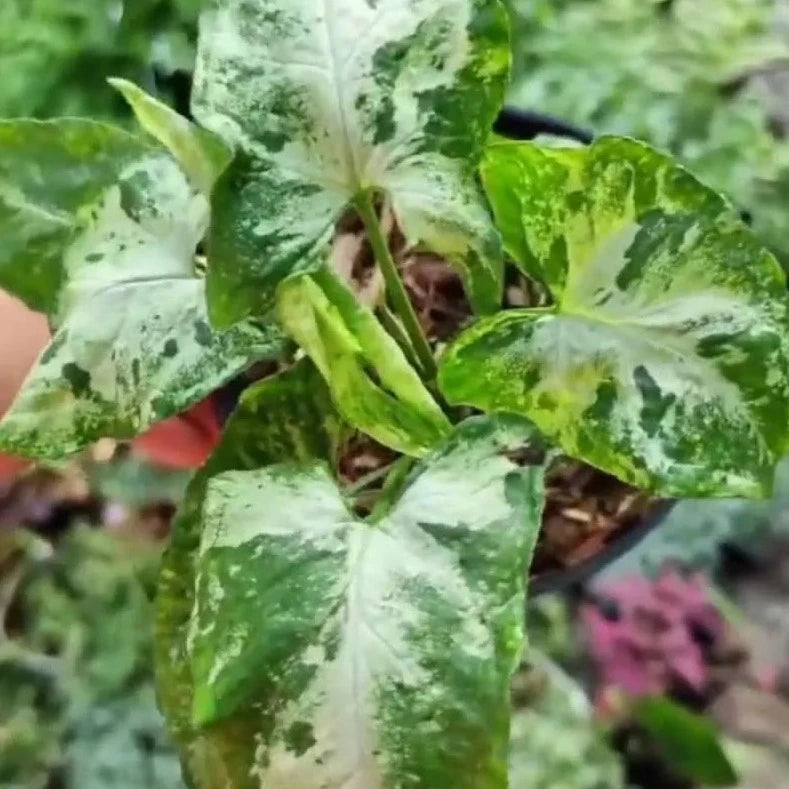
[0,119,283,459]
[440,137,789,498]
[176,415,543,788]
[155,361,343,772]
[192,0,510,324]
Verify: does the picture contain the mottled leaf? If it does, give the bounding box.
[156,360,343,777]
[192,0,509,325]
[440,137,789,498]
[109,78,232,195]
[0,119,148,314]
[0,119,284,459]
[187,414,544,788]
[277,267,450,456]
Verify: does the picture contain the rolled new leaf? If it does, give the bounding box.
[440,137,789,498]
[0,119,284,459]
[192,0,510,323]
[182,414,544,788]
[277,267,450,456]
[109,78,232,195]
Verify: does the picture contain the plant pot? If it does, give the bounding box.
[493,107,594,145]
[529,500,676,598]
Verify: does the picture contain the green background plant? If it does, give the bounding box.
[505,0,789,269]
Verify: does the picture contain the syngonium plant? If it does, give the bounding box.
[1,1,788,786]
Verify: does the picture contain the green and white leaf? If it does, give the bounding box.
[110,78,232,195]
[186,415,544,788]
[0,119,284,459]
[192,0,509,325]
[440,136,789,498]
[156,360,343,773]
[277,267,450,456]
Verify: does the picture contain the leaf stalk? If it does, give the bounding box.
[355,191,437,380]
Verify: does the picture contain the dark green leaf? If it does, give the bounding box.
[633,697,738,787]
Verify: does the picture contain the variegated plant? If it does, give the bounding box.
[1,0,788,786]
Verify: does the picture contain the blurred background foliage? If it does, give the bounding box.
[0,526,181,788]
[0,0,200,120]
[505,0,789,268]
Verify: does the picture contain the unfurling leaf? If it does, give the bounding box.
[156,360,343,770]
[0,119,284,459]
[192,0,509,325]
[440,137,789,498]
[178,414,543,788]
[277,267,450,456]
[109,78,232,195]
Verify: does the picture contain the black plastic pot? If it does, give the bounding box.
[493,107,594,145]
[529,501,676,598]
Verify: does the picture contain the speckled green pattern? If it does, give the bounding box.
[439,137,789,498]
[155,361,343,784]
[184,415,543,788]
[110,79,232,195]
[0,120,147,314]
[192,0,510,324]
[0,119,283,459]
[277,267,450,456]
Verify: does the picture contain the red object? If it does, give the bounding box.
[132,397,222,469]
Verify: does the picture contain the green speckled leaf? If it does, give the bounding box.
[186,414,543,788]
[440,137,789,498]
[0,119,283,459]
[0,119,146,314]
[156,360,343,780]
[277,267,450,456]
[192,0,509,325]
[109,78,232,195]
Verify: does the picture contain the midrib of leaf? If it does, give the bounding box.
[543,305,749,406]
[346,530,378,781]
[322,0,361,190]
[64,274,200,315]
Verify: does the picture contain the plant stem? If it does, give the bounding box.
[377,305,424,374]
[355,191,437,379]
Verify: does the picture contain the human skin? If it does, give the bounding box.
[0,290,220,476]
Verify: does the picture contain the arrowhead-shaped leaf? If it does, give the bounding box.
[277,267,450,456]
[0,119,284,459]
[440,137,789,498]
[183,414,543,788]
[192,0,510,325]
[156,360,343,769]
